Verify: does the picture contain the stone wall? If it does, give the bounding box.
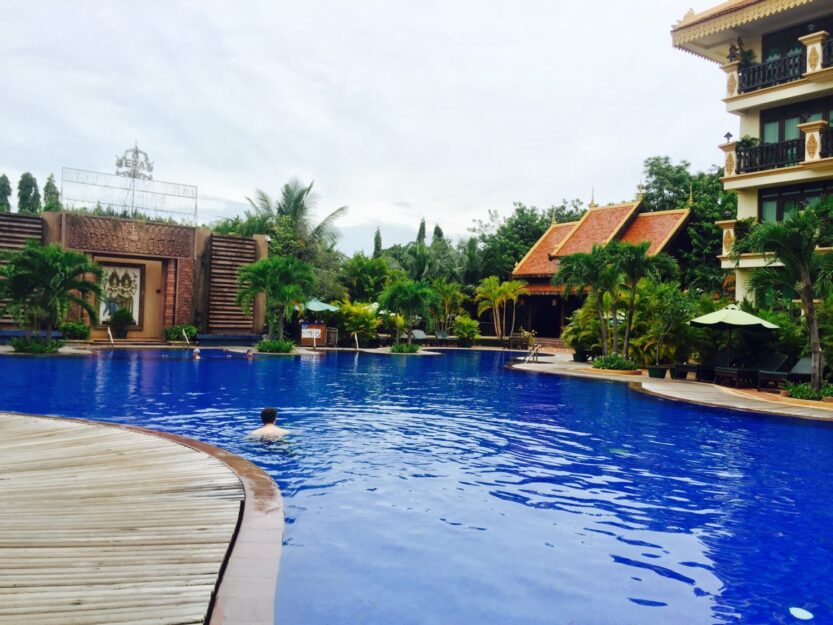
[63,214,195,259]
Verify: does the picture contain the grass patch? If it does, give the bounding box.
[10,337,65,354]
[592,354,639,370]
[391,343,421,353]
[256,339,295,353]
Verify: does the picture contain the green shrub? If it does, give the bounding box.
[785,382,833,401]
[592,353,639,370]
[453,316,479,343]
[60,320,91,340]
[391,342,420,353]
[163,324,198,342]
[256,339,295,353]
[10,337,65,353]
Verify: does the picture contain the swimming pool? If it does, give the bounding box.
[2,348,832,624]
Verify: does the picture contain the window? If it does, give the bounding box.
[759,182,833,222]
[762,17,833,61]
[760,96,833,145]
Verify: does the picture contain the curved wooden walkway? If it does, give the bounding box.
[0,413,244,625]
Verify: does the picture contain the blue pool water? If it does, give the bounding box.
[1,349,832,624]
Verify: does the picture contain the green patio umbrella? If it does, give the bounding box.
[689,304,778,332]
[689,304,778,359]
[304,299,339,313]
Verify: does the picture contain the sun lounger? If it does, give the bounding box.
[401,329,428,344]
[714,352,788,388]
[672,350,731,382]
[434,330,457,347]
[757,356,813,392]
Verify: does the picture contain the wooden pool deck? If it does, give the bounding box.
[0,413,284,625]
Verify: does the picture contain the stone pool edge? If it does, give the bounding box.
[4,411,284,625]
[507,361,833,422]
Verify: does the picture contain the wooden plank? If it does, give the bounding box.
[0,413,244,624]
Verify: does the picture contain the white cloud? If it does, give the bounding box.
[0,1,729,254]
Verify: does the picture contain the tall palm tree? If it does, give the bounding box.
[475,276,506,339]
[554,246,615,355]
[0,241,102,340]
[245,179,347,261]
[500,279,529,338]
[610,241,678,358]
[237,255,315,340]
[733,199,833,390]
[340,253,390,302]
[379,279,436,345]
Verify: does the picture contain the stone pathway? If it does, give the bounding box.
[513,354,832,421]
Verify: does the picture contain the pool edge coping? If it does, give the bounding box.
[2,411,283,625]
[506,362,833,422]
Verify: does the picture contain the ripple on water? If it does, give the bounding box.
[2,349,833,625]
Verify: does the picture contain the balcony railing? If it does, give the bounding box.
[738,53,806,93]
[824,38,833,69]
[735,139,804,173]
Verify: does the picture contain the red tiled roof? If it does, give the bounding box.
[512,222,577,277]
[523,282,565,295]
[619,209,690,255]
[551,202,640,258]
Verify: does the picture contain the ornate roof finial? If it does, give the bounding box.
[636,180,645,202]
[687,183,694,207]
[589,186,598,208]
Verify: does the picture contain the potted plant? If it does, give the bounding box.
[108,308,136,339]
[646,283,694,379]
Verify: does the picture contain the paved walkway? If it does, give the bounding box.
[0,413,282,625]
[513,354,832,421]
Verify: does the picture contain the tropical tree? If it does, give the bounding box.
[554,245,617,355]
[732,199,833,390]
[43,174,61,212]
[610,241,678,358]
[430,279,466,333]
[0,241,102,340]
[373,227,383,259]
[17,172,41,215]
[236,255,315,340]
[500,279,529,338]
[379,279,436,345]
[475,276,506,339]
[339,300,379,349]
[0,174,11,212]
[339,253,390,302]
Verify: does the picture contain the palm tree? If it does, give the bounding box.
[340,253,390,302]
[430,279,466,333]
[379,279,436,345]
[500,279,529,338]
[732,199,833,390]
[0,241,102,341]
[554,246,615,355]
[475,276,505,340]
[236,255,315,340]
[610,241,677,358]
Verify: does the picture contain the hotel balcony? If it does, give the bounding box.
[723,31,833,114]
[721,121,833,191]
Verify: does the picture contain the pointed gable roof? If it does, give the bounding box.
[550,201,640,258]
[512,221,578,277]
[618,208,690,254]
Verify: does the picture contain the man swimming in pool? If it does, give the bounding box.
[247,407,289,440]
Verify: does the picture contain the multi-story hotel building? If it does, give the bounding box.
[673,0,833,300]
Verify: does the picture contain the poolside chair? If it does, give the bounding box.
[672,350,731,382]
[508,333,527,350]
[401,329,428,345]
[435,330,457,347]
[757,356,813,392]
[714,352,788,388]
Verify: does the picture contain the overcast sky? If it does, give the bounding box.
[1,1,729,254]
